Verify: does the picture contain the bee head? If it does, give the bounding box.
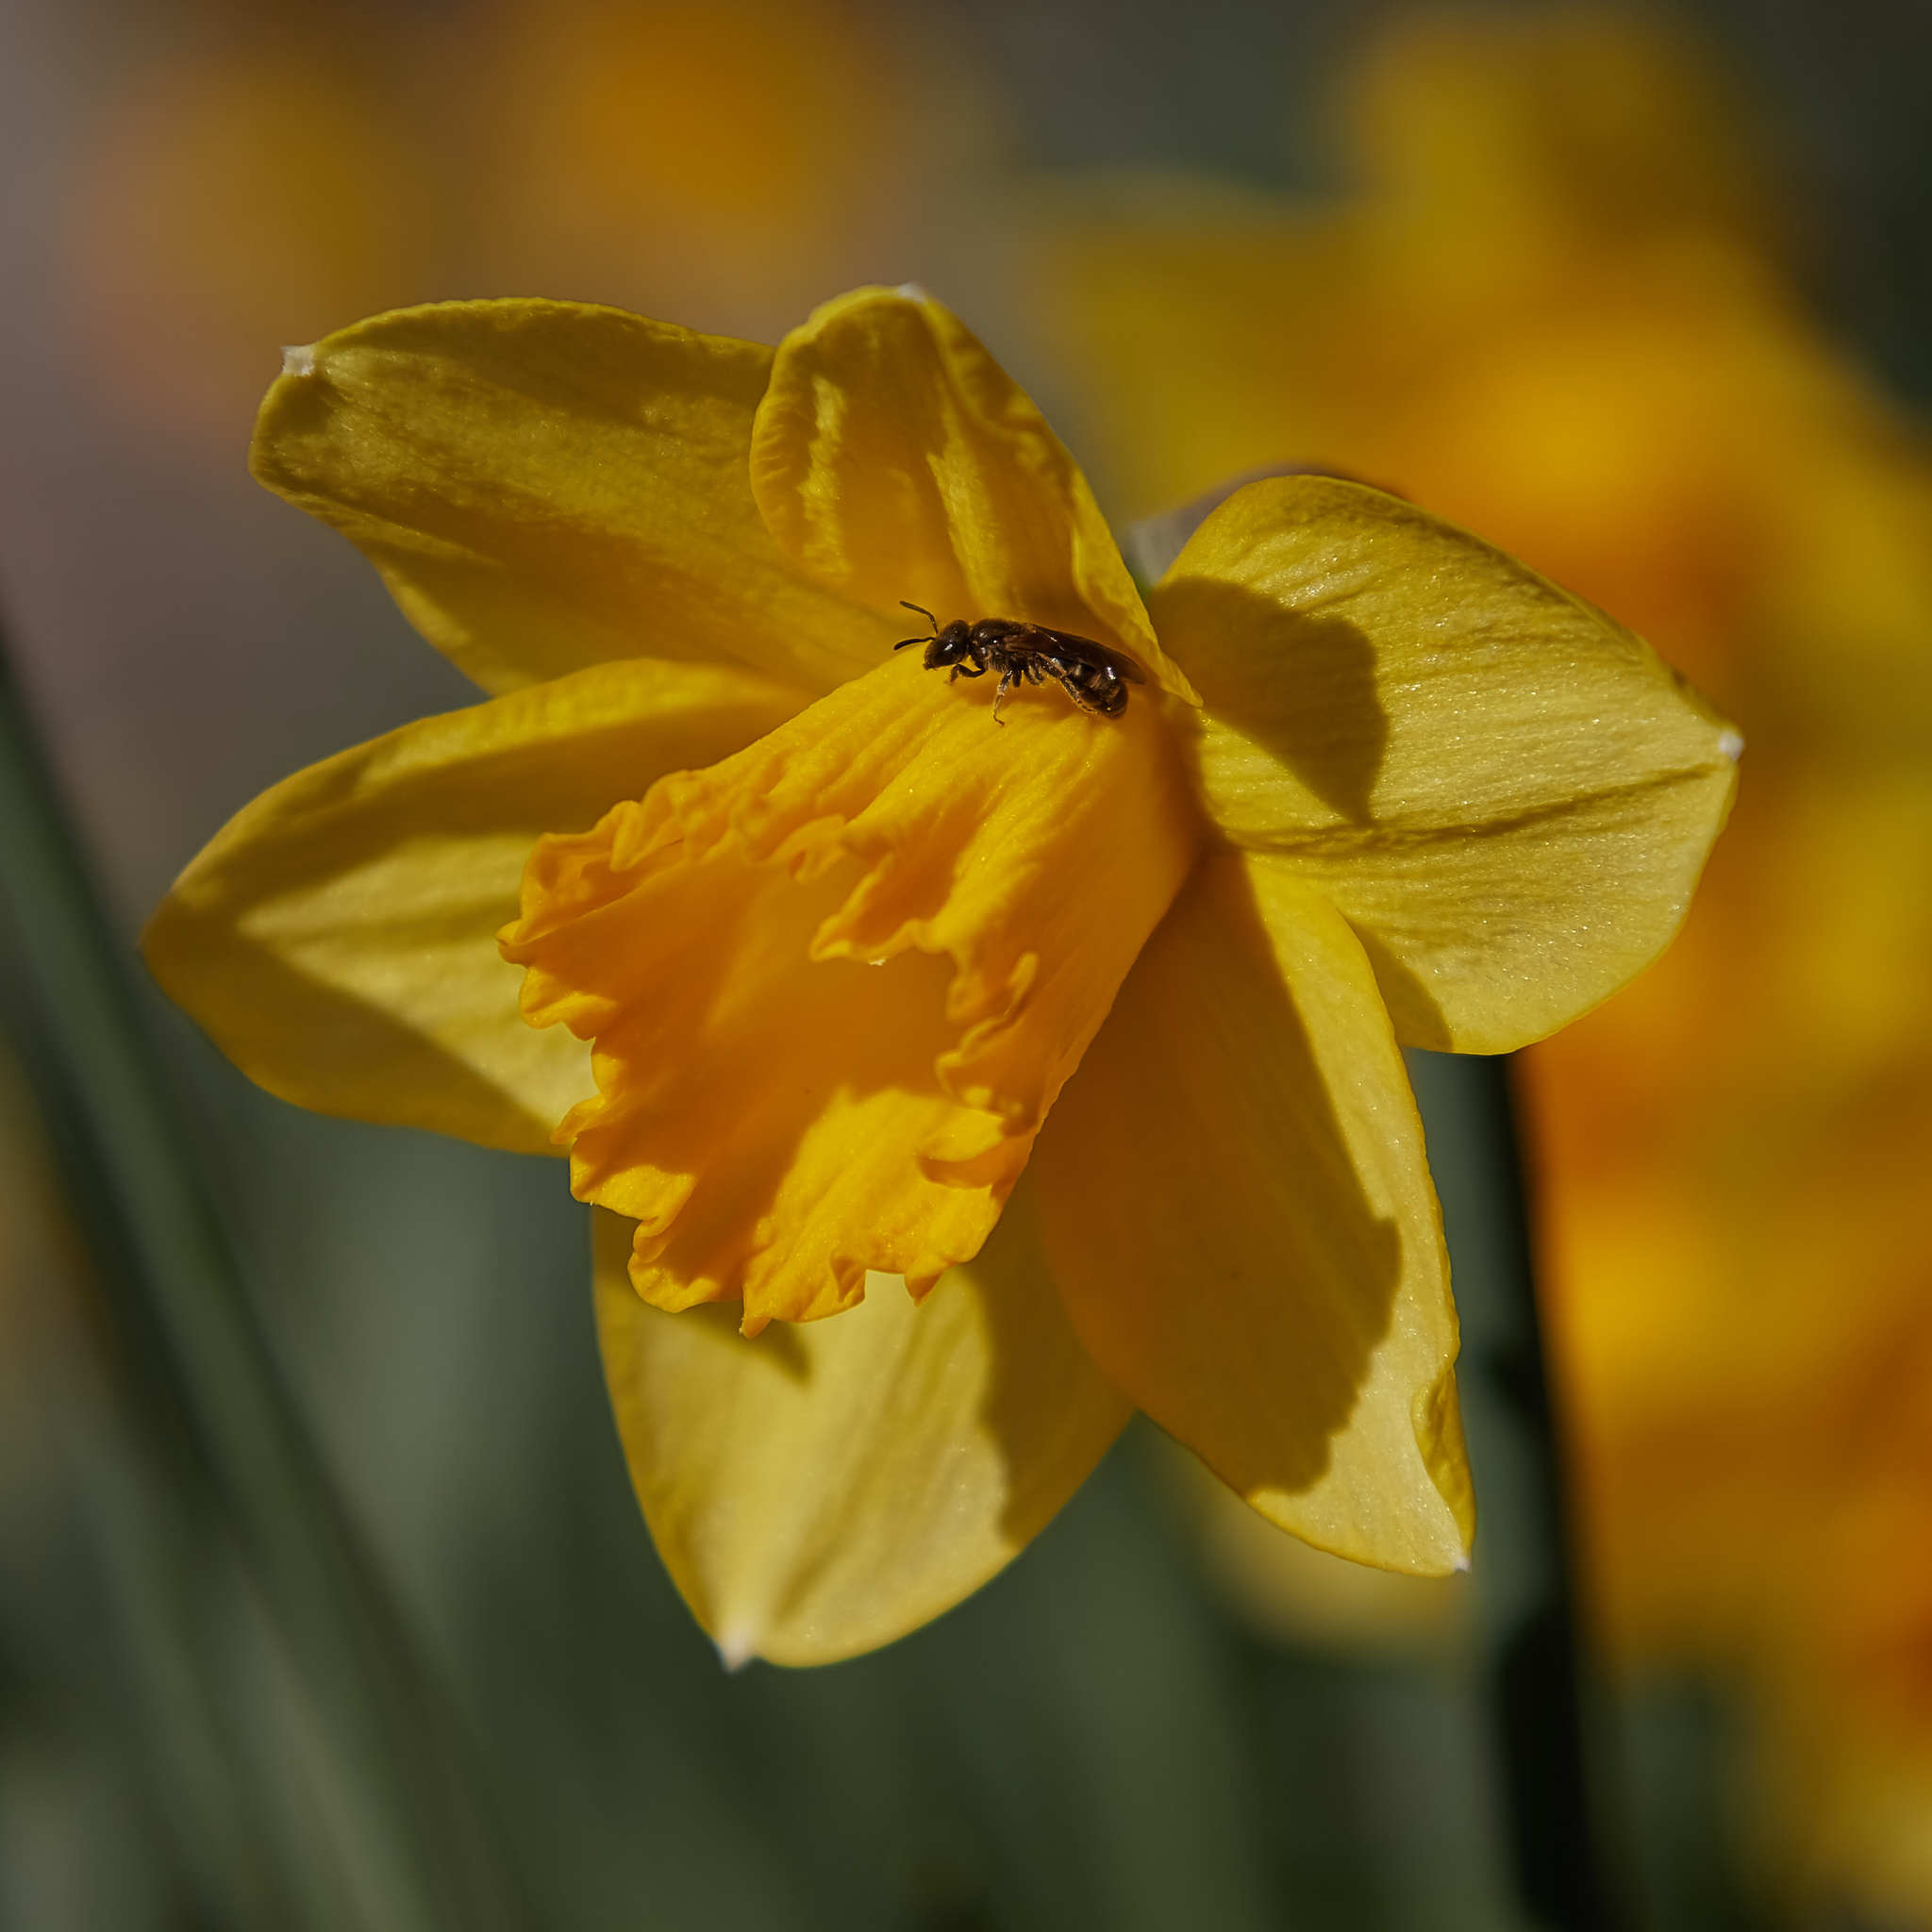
[920,622,974,670]
[892,604,974,670]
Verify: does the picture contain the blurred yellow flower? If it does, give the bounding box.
[145,286,1732,1665]
[1044,5,1932,1906]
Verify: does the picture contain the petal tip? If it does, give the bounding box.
[891,281,932,303]
[1717,726,1744,763]
[280,342,317,378]
[714,1626,760,1672]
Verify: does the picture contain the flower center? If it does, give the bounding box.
[501,649,1199,1332]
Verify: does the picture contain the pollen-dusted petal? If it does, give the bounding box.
[144,658,808,1153]
[592,1185,1131,1667]
[1150,475,1739,1052]
[1035,852,1474,1575]
[502,648,1198,1331]
[748,286,1199,704]
[253,298,898,696]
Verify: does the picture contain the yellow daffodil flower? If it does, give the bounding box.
[143,285,1734,1665]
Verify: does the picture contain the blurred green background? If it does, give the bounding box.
[2,1,1929,1925]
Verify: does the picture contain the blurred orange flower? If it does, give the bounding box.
[481,0,920,319]
[66,0,928,448]
[1044,8,1932,1912]
[72,36,431,447]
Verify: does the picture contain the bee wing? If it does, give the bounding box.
[1026,626,1146,682]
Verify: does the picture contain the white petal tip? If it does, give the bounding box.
[714,1627,759,1672]
[280,343,317,378]
[1717,727,1744,763]
[1451,1551,1473,1574]
[892,282,931,303]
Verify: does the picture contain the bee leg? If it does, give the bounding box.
[950,661,987,680]
[991,669,1018,724]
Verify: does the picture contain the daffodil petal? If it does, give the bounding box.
[1035,852,1474,1574]
[748,286,1198,703]
[592,1187,1132,1668]
[504,648,1198,1330]
[1151,476,1739,1051]
[143,657,808,1152]
[254,298,898,695]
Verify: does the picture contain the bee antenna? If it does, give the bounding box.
[898,601,939,634]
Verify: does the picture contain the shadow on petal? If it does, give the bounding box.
[592,1176,1128,1664]
[148,938,580,1154]
[1350,922,1455,1053]
[1038,854,1468,1573]
[144,658,800,1150]
[1039,859,1398,1500]
[661,1300,814,1383]
[1155,575,1391,826]
[971,1175,1139,1542]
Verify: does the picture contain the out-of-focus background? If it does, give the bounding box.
[1,1,1928,1926]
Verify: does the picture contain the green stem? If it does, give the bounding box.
[0,623,530,1932]
[1407,1048,1622,1931]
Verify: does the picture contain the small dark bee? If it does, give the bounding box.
[892,603,1145,724]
